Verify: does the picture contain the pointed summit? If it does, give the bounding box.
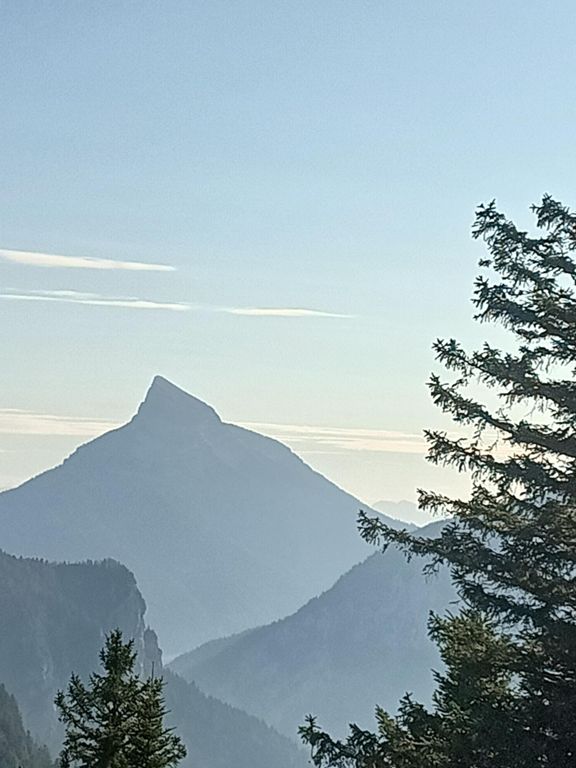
[0,376,397,653]
[137,375,221,425]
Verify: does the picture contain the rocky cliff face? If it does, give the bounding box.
[0,550,158,751]
[0,550,308,768]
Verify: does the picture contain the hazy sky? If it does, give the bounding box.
[2,1,576,512]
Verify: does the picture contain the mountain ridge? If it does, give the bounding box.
[170,521,456,738]
[0,376,403,653]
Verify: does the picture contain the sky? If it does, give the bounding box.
[2,1,576,517]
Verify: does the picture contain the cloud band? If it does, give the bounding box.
[224,307,353,318]
[0,248,175,272]
[0,289,191,312]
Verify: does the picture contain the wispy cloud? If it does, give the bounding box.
[0,289,191,312]
[224,307,353,318]
[0,248,174,272]
[1,289,351,317]
[2,407,425,454]
[238,422,516,460]
[0,409,120,437]
[238,422,428,455]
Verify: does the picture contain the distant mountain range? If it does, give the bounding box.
[170,521,456,739]
[0,549,307,768]
[373,499,433,528]
[0,375,404,653]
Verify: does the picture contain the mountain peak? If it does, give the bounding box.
[136,375,221,425]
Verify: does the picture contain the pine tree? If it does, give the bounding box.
[300,196,576,766]
[55,630,186,768]
[126,677,186,768]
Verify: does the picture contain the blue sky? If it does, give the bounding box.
[2,1,576,511]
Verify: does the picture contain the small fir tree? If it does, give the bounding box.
[126,677,186,768]
[55,630,186,768]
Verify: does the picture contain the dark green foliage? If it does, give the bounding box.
[302,612,523,768]
[126,677,186,768]
[0,684,53,768]
[300,196,576,766]
[56,630,185,768]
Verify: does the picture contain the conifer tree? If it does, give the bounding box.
[55,630,186,768]
[126,677,186,768]
[301,196,576,766]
